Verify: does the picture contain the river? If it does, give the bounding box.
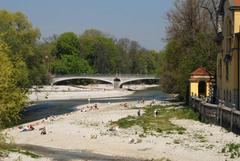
[21,87,170,123]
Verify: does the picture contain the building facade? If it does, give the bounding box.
[217,0,240,108]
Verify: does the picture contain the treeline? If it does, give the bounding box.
[0,10,41,128]
[46,30,160,77]
[159,0,218,99]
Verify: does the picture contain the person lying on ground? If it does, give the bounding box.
[21,125,34,132]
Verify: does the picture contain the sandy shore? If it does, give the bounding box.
[3,100,240,161]
[28,84,159,102]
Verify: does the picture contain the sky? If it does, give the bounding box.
[0,0,174,51]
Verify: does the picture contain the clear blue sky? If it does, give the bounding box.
[0,0,174,51]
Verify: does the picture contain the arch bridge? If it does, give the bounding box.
[51,74,160,88]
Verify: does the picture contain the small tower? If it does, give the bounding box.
[189,67,212,98]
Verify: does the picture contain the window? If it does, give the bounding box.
[219,59,222,79]
[230,90,231,103]
[226,90,228,103]
[226,61,229,80]
[226,20,232,52]
[228,38,232,52]
[223,90,226,101]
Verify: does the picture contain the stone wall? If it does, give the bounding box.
[190,97,240,134]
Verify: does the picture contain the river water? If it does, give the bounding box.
[21,87,169,123]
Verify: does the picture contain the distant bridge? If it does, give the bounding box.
[51,74,160,88]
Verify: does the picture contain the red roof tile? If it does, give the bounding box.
[220,0,240,12]
[230,0,240,7]
[234,0,240,6]
[191,67,211,76]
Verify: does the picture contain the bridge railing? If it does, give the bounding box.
[52,74,159,78]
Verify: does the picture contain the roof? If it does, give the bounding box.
[230,0,240,6]
[191,67,211,76]
[219,0,240,14]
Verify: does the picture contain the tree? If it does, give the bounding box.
[116,38,132,73]
[158,40,181,93]
[50,29,160,75]
[79,30,119,74]
[27,42,53,85]
[0,40,26,128]
[54,32,80,58]
[0,10,41,87]
[116,38,160,74]
[159,0,218,98]
[140,50,160,74]
[51,55,93,75]
[81,29,106,38]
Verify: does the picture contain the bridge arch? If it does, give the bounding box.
[52,77,113,85]
[119,78,160,88]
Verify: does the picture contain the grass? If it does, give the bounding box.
[221,143,240,159]
[112,105,198,134]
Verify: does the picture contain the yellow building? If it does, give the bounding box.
[217,0,240,107]
[189,67,211,98]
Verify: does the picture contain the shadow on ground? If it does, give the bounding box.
[18,144,144,161]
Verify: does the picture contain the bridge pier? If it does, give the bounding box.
[113,78,121,89]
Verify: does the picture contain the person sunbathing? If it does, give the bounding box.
[21,125,34,132]
[29,125,34,130]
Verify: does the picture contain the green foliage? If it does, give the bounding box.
[0,10,40,58]
[55,32,80,58]
[221,143,240,159]
[0,41,26,128]
[51,55,93,74]
[112,105,198,134]
[0,10,48,87]
[115,38,161,74]
[79,31,119,74]
[80,30,161,74]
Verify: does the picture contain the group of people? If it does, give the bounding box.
[80,104,99,112]
[20,124,47,135]
[137,109,160,117]
[119,103,128,108]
